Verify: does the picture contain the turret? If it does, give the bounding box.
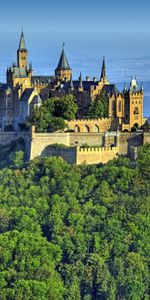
[129,77,138,93]
[140,82,144,92]
[69,75,74,90]
[123,82,127,93]
[55,44,72,81]
[78,72,83,92]
[17,30,28,68]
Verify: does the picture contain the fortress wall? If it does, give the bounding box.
[41,146,77,164]
[143,132,150,144]
[69,132,104,146]
[28,129,144,162]
[76,146,119,165]
[30,132,70,159]
[119,132,143,155]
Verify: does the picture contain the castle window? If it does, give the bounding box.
[132,101,134,104]
[75,125,80,133]
[118,100,121,112]
[84,125,90,133]
[94,124,100,133]
[134,107,139,114]
[112,100,116,111]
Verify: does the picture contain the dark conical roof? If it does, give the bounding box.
[70,75,74,89]
[79,72,83,89]
[100,56,106,80]
[56,48,71,71]
[18,31,26,51]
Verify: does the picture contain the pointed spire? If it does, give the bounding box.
[79,72,83,89]
[56,44,71,70]
[141,82,144,92]
[18,30,26,51]
[70,75,74,90]
[29,61,33,71]
[123,82,127,93]
[100,56,106,81]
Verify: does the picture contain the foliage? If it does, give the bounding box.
[11,150,24,168]
[0,138,25,169]
[0,145,150,299]
[87,92,109,118]
[28,95,78,132]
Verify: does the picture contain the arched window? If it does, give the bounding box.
[118,100,121,112]
[94,124,100,133]
[75,125,80,133]
[84,125,90,133]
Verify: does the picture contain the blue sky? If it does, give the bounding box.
[1,0,150,60]
[0,0,150,115]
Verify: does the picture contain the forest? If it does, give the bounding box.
[0,144,150,299]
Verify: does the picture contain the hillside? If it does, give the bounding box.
[0,145,150,299]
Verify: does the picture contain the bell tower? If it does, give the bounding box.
[17,30,28,68]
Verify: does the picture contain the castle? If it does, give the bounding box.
[0,31,148,165]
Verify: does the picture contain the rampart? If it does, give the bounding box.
[76,146,119,164]
[29,131,70,160]
[38,145,119,165]
[41,146,77,164]
[0,126,149,165]
[25,127,147,163]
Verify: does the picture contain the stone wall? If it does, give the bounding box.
[32,144,119,165]
[29,131,70,160]
[67,118,112,133]
[118,132,143,155]
[41,146,77,164]
[27,127,145,162]
[69,132,104,146]
[76,146,119,165]
[143,132,150,144]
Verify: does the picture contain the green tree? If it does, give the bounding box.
[11,151,24,168]
[87,92,109,118]
[29,95,78,132]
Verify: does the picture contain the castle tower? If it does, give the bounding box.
[7,31,32,90]
[55,44,72,81]
[17,30,28,68]
[124,78,144,129]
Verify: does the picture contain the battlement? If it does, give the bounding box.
[34,83,49,87]
[129,91,144,96]
[79,146,118,152]
[68,117,112,122]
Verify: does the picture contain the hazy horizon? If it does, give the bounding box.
[0,0,150,115]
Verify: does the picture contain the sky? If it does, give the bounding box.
[0,0,150,61]
[1,0,150,117]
